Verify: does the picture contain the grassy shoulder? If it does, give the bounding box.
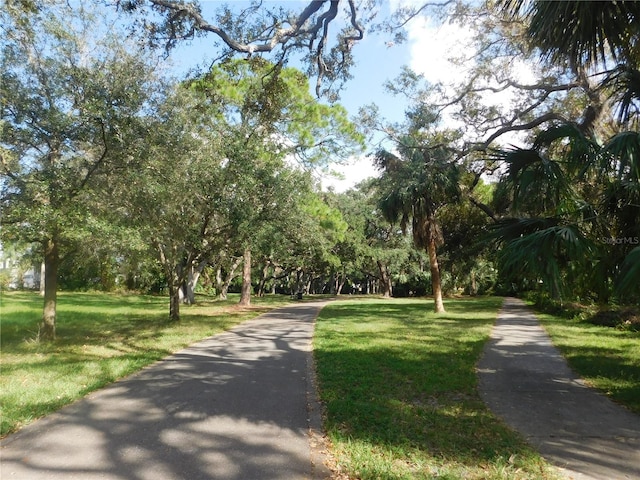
[314,296,561,480]
[533,309,640,415]
[0,291,292,437]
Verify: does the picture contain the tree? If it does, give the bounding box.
[484,1,640,302]
[109,83,231,321]
[1,1,159,340]
[500,0,640,68]
[122,0,375,97]
[327,180,414,298]
[437,176,496,295]
[188,58,363,306]
[488,124,640,303]
[294,193,349,295]
[359,0,638,304]
[375,127,460,312]
[375,1,634,166]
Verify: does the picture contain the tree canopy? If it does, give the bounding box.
[1,0,162,339]
[2,0,638,340]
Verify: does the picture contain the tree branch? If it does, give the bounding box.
[468,194,497,222]
[468,111,569,152]
[389,0,455,30]
[77,117,110,192]
[148,0,343,54]
[0,151,25,189]
[144,0,365,94]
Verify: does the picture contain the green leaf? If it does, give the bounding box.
[616,246,640,296]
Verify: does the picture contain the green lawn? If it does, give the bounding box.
[3,292,635,479]
[535,310,640,414]
[0,291,291,437]
[314,297,561,480]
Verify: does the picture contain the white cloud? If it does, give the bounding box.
[401,8,537,148]
[320,156,378,192]
[406,17,476,86]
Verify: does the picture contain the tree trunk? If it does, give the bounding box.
[169,283,181,321]
[470,270,477,296]
[154,240,183,321]
[239,248,252,306]
[294,269,303,295]
[257,260,271,297]
[38,238,59,341]
[377,260,393,298]
[184,260,206,305]
[39,261,45,296]
[216,256,242,300]
[427,238,445,313]
[215,266,225,299]
[336,267,347,295]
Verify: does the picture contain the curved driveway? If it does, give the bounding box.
[1,301,332,480]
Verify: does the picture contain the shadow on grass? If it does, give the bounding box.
[1,301,325,479]
[318,347,534,461]
[0,291,295,437]
[314,297,551,477]
[536,313,640,414]
[0,291,294,350]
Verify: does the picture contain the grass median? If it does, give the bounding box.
[535,310,640,415]
[0,291,292,437]
[314,297,561,480]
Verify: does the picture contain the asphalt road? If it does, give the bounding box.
[5,296,638,480]
[1,301,332,480]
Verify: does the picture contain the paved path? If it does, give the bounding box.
[1,302,332,480]
[477,297,640,480]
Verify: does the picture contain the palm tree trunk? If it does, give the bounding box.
[427,239,445,313]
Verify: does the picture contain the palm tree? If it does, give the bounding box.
[500,0,640,68]
[375,137,460,313]
[490,123,640,302]
[491,0,640,302]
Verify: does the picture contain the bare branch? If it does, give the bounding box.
[77,117,110,192]
[470,112,569,152]
[432,77,580,113]
[389,0,455,30]
[145,0,366,94]
[148,0,339,54]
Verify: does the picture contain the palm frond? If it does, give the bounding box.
[602,131,640,182]
[487,216,561,243]
[602,65,640,126]
[492,147,543,178]
[616,246,640,296]
[373,149,402,172]
[497,222,594,297]
[494,146,571,213]
[525,1,640,66]
[533,122,600,177]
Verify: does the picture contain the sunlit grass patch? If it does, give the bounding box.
[535,310,640,414]
[0,291,291,437]
[315,297,561,480]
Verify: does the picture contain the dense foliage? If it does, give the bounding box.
[2,0,638,341]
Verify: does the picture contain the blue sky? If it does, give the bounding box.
[168,1,453,190]
[171,1,413,122]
